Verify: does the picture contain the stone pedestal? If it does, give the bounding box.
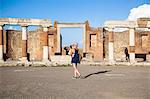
[146,54,150,62]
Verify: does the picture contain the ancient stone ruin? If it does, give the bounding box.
[0,18,150,66]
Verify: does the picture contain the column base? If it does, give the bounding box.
[129,53,136,63]
[0,59,4,63]
[42,59,51,65]
[43,46,48,59]
[129,60,136,64]
[146,54,150,62]
[108,42,114,62]
[108,60,116,65]
[22,57,29,66]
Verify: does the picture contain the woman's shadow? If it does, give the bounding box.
[83,70,111,79]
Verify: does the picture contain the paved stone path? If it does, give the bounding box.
[0,65,150,99]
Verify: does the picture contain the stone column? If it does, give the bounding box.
[21,26,28,63]
[129,28,135,63]
[42,27,49,61]
[108,28,115,63]
[0,25,4,62]
[83,24,86,53]
[56,27,60,53]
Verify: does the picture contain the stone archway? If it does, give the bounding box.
[55,22,87,54]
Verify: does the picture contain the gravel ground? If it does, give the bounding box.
[0,65,150,99]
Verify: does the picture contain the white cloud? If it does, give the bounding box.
[127,4,150,21]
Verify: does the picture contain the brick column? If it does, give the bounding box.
[108,28,115,63]
[56,27,61,53]
[0,25,4,62]
[129,28,135,63]
[42,27,49,61]
[21,26,28,63]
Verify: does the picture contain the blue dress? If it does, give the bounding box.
[71,49,80,64]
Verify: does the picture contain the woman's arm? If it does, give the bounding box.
[69,49,74,57]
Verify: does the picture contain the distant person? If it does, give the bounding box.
[70,45,72,49]
[68,45,73,56]
[69,43,83,79]
[64,46,69,55]
[124,47,129,62]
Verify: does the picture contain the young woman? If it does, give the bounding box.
[69,43,83,79]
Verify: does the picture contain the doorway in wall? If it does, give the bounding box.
[60,28,83,55]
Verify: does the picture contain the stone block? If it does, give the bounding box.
[146,54,150,62]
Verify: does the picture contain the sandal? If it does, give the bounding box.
[78,75,85,79]
[72,76,77,79]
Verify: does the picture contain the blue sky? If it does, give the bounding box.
[0,0,150,47]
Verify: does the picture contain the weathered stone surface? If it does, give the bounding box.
[104,20,138,28]
[137,18,150,28]
[147,54,150,62]
[114,31,129,61]
[6,29,43,60]
[1,18,150,64]
[135,31,150,54]
[86,28,103,61]
[48,28,57,56]
[6,30,22,60]
[104,30,109,61]
[50,55,71,65]
[6,28,58,61]
[0,18,52,27]
[28,30,43,61]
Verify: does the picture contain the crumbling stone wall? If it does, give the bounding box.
[48,28,57,56]
[28,29,43,61]
[114,31,129,61]
[135,31,150,53]
[5,19,150,62]
[86,28,103,61]
[6,28,58,61]
[6,30,22,60]
[6,29,44,61]
[104,30,109,61]
[105,30,150,62]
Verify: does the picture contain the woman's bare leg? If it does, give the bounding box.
[74,64,81,76]
[73,63,77,77]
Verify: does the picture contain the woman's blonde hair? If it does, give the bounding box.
[72,42,78,47]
